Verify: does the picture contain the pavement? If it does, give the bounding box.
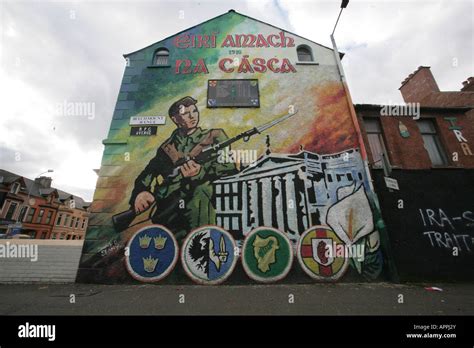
[0,282,473,315]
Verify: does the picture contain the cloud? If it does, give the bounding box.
[280,0,473,103]
[1,0,472,201]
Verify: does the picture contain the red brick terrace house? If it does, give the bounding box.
[355,67,474,282]
[0,169,90,239]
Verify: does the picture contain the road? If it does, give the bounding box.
[0,282,473,315]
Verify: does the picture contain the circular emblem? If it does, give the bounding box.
[297,225,349,281]
[242,227,293,283]
[181,225,237,285]
[125,225,178,283]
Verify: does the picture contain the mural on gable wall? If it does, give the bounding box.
[77,11,385,284]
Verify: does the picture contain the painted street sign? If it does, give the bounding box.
[181,226,237,285]
[297,226,349,281]
[130,126,157,136]
[125,225,178,282]
[241,227,293,283]
[384,176,399,190]
[129,116,166,125]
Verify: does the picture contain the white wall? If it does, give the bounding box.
[0,240,83,283]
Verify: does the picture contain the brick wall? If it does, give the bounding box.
[357,107,474,170]
[399,66,440,103]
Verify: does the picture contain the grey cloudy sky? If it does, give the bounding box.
[0,0,472,201]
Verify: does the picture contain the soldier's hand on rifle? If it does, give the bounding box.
[134,191,155,214]
[180,160,201,178]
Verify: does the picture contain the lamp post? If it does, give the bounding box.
[331,0,350,84]
[329,4,399,281]
[330,0,372,175]
[330,0,370,172]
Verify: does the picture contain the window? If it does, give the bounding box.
[18,206,28,222]
[56,213,63,226]
[154,48,169,66]
[70,216,75,228]
[417,119,448,166]
[297,45,313,62]
[36,209,44,224]
[40,231,47,239]
[75,218,80,229]
[60,233,65,240]
[5,202,18,220]
[26,208,36,223]
[364,118,388,168]
[45,211,53,224]
[10,182,20,194]
[0,200,6,215]
[64,215,70,227]
[81,218,86,229]
[52,233,57,239]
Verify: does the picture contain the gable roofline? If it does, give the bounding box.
[0,169,89,205]
[39,188,59,197]
[123,9,344,59]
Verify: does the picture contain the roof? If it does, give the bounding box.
[417,92,474,108]
[124,9,344,59]
[0,169,22,185]
[38,188,58,196]
[0,169,90,209]
[56,190,90,209]
[354,103,472,112]
[215,148,359,182]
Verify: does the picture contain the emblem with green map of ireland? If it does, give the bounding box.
[242,227,293,283]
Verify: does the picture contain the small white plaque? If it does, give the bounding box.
[129,116,166,125]
[384,176,399,190]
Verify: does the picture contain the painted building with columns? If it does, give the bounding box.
[214,147,368,243]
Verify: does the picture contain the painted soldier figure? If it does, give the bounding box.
[130,96,236,241]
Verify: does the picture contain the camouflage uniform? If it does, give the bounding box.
[130,127,236,241]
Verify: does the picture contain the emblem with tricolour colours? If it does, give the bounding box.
[181,225,237,285]
[125,225,179,282]
[242,227,293,283]
[297,225,349,281]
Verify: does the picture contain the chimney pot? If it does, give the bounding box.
[34,176,52,188]
[460,77,474,91]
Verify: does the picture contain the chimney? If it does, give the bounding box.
[399,66,440,103]
[461,77,474,92]
[35,176,52,188]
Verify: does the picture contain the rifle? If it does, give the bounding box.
[112,108,298,232]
